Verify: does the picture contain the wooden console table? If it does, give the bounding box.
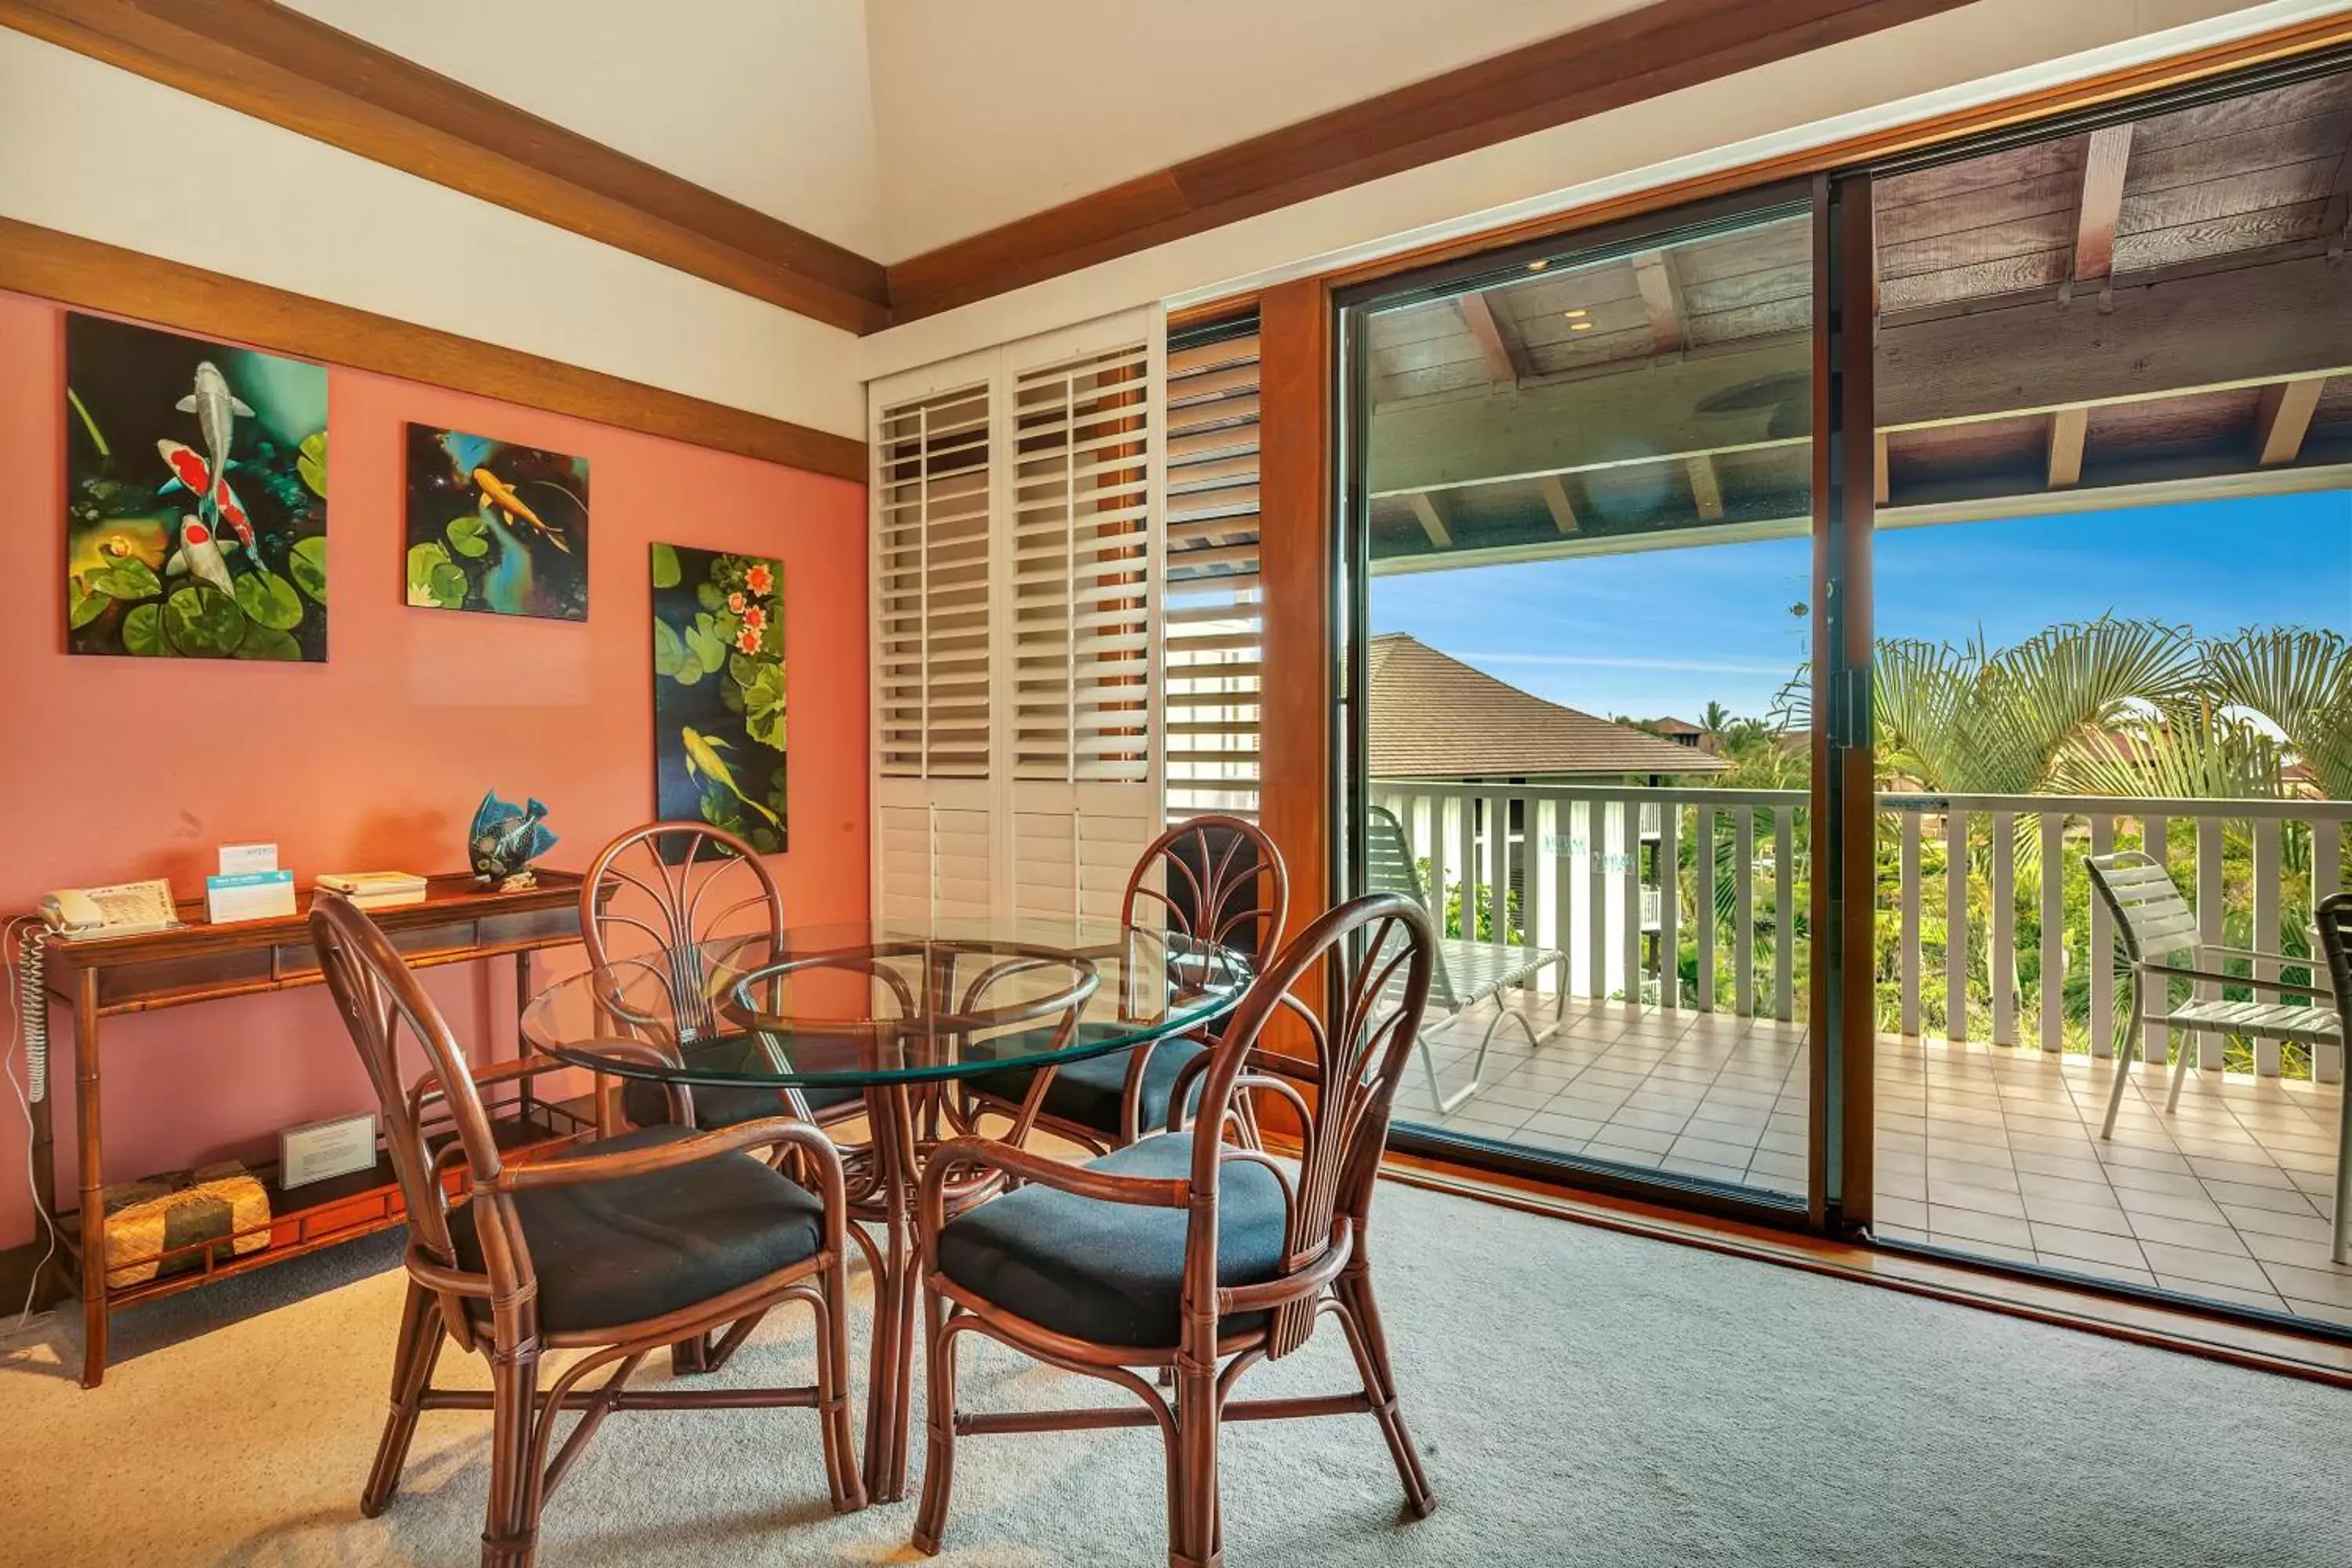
[28,872,594,1388]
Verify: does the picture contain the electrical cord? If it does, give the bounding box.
[4,916,60,1334]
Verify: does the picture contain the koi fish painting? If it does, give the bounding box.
[65,314,328,659]
[405,425,590,620]
[651,543,786,858]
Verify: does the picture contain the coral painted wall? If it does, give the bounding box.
[0,290,869,1250]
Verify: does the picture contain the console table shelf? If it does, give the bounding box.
[24,871,593,1387]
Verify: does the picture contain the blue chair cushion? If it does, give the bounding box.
[447,1125,824,1332]
[623,1076,861,1132]
[935,1132,1288,1348]
[967,1036,1210,1138]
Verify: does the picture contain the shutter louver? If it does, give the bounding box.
[877,383,991,779]
[1163,318,1263,822]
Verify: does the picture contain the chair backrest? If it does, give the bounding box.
[2320,892,2352,1035]
[310,891,519,1337]
[582,822,786,1040]
[1363,804,1459,1008]
[1124,814,1288,960]
[2085,850,2200,965]
[1186,891,1435,1357]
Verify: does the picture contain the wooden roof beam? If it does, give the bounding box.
[1456,292,1523,385]
[1536,474,1581,535]
[1633,249,1688,354]
[1686,455,1725,521]
[2072,125,2135,283]
[2256,376,2326,465]
[2047,407,2089,488]
[1408,492,1454,547]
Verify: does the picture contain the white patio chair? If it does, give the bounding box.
[1364,804,1569,1114]
[2085,853,2339,1167]
[2312,892,2352,1265]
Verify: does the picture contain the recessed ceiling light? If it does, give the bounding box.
[1563,308,1588,319]
[1570,321,1595,332]
[1528,260,1550,271]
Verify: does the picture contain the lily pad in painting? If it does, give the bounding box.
[162,585,246,657]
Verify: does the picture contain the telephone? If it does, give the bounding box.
[39,878,181,940]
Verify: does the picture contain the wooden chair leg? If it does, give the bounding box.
[669,1334,713,1376]
[362,1279,444,1518]
[1335,1268,1436,1519]
[818,1265,867,1515]
[480,1347,543,1568]
[910,1290,956,1555]
[1170,1364,1221,1568]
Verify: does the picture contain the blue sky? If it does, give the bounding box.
[1370,492,2352,725]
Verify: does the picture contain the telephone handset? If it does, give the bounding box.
[39,878,181,940]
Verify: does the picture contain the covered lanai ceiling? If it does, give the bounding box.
[1365,70,2352,572]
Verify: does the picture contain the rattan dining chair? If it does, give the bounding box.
[2085,851,2339,1140]
[2313,892,2352,1265]
[963,814,1288,1151]
[581,822,866,1134]
[911,891,1439,1567]
[310,893,863,1568]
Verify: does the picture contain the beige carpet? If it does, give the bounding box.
[2,1178,2347,1568]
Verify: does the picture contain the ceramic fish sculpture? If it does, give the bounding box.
[468,790,558,888]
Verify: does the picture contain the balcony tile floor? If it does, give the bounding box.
[1395,996,2348,1328]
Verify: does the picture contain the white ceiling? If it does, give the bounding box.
[281,0,1649,264]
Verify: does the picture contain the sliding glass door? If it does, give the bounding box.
[1336,191,1824,1213]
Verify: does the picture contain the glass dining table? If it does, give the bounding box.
[519,916,1252,1501]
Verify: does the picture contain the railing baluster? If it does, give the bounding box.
[1588,799,1608,1003]
[1991,809,2015,1047]
[2089,815,2114,1058]
[1486,792,1509,946]
[1945,808,1968,1044]
[1900,809,1922,1039]
[1555,799,1580,997]
[1659,804,1681,1011]
[1622,804,1642,1008]
[2143,813,2168,1073]
[1696,806,1717,1014]
[2253,815,2282,1079]
[1773,808,1794,1023]
[2315,814,2343,1083]
[1427,794,1451,942]
[1734,806,1755,1019]
[2039,811,2063,1055]
[1457,790,1478,946]
[2197,817,2225,1072]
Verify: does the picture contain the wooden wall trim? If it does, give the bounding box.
[0,217,868,481]
[884,0,1976,322]
[0,0,891,336]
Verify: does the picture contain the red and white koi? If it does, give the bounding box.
[164,513,236,597]
[156,439,255,561]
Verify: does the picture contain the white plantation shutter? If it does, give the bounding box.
[869,311,1163,931]
[873,374,996,923]
[1162,316,1263,822]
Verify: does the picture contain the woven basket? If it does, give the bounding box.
[102,1161,271,1289]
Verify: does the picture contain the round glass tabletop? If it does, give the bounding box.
[522,917,1253,1090]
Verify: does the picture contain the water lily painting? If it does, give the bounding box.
[651,543,786,855]
[65,313,328,660]
[405,424,589,620]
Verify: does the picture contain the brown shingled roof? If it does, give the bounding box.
[1367,634,1730,780]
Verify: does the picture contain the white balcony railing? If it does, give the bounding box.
[1369,781,2349,1081]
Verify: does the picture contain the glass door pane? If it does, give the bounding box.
[1864,67,2352,1327]
[1343,204,1817,1206]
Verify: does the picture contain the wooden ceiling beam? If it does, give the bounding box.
[1874,430,1891,506]
[1632,249,1688,354]
[2046,407,2089,488]
[2255,376,2327,464]
[1536,474,1581,535]
[1686,455,1726,521]
[2071,125,2135,282]
[0,0,891,334]
[1456,292,1523,384]
[1407,492,1454,547]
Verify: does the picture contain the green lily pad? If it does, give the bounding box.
[97,558,162,600]
[685,613,728,676]
[234,570,304,630]
[69,586,108,629]
[234,624,303,660]
[446,514,492,558]
[296,430,328,498]
[162,585,246,657]
[289,535,328,603]
[122,602,165,655]
[696,580,726,613]
[650,542,681,590]
[407,542,466,608]
[742,661,786,748]
[654,618,688,679]
[728,652,763,690]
